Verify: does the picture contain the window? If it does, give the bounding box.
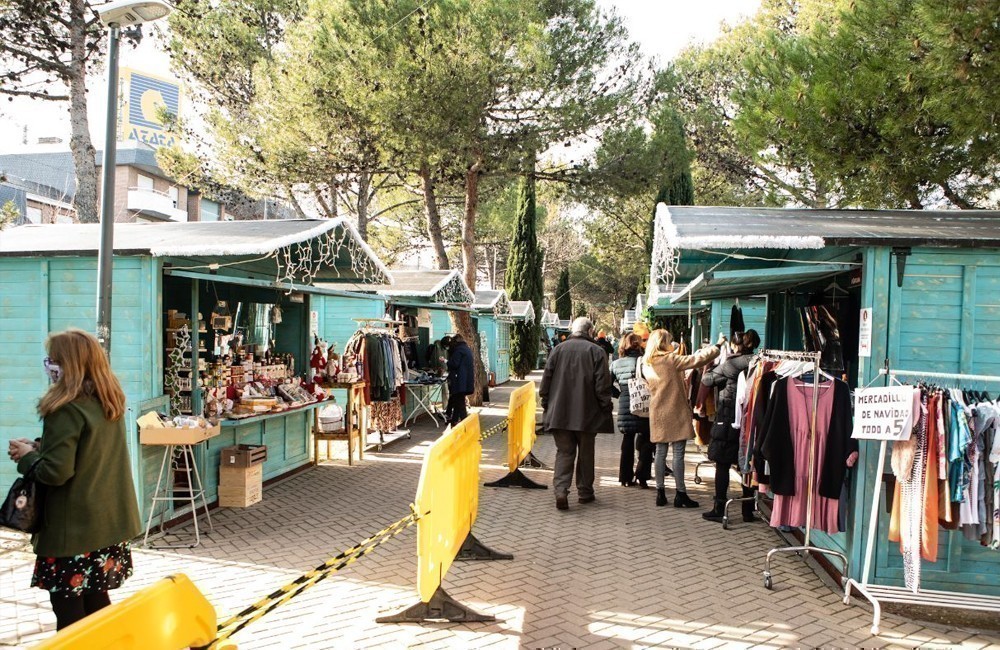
[200,199,220,222]
[137,174,154,191]
[168,185,179,208]
[26,206,42,224]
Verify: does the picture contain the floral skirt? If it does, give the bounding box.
[31,542,134,595]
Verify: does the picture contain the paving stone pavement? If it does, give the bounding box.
[3,372,1000,649]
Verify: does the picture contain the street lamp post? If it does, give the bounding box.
[94,0,172,354]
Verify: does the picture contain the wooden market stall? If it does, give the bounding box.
[648,204,1000,599]
[472,289,514,385]
[0,219,391,523]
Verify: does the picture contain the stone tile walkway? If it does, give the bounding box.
[3,373,1000,648]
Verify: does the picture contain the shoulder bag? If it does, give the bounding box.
[1,458,44,533]
[629,358,651,418]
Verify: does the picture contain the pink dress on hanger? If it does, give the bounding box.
[770,379,841,533]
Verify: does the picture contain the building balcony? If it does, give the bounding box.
[127,187,188,222]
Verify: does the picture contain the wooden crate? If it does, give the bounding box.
[219,464,263,488]
[218,482,262,508]
[219,444,268,468]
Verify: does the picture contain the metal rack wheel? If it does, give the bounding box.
[871,626,880,636]
[722,517,729,530]
[763,573,773,590]
[694,475,702,485]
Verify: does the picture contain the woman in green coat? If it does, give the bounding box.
[7,329,141,631]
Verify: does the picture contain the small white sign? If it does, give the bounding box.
[852,386,915,441]
[310,310,319,337]
[858,308,873,358]
[418,308,432,328]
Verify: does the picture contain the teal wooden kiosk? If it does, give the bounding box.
[0,219,391,525]
[472,290,513,385]
[647,204,1000,605]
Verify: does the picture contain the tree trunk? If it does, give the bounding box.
[419,161,449,270]
[941,181,975,209]
[68,0,98,224]
[462,156,486,406]
[906,187,924,210]
[356,172,370,239]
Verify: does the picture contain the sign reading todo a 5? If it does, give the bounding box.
[120,68,183,149]
[852,386,915,441]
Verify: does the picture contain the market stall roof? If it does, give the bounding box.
[509,301,536,324]
[540,309,559,327]
[653,204,1000,252]
[472,289,513,319]
[0,218,392,285]
[332,269,475,305]
[670,263,856,304]
[556,319,572,331]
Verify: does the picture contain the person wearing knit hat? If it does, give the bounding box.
[633,322,651,344]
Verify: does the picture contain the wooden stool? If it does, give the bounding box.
[313,382,367,465]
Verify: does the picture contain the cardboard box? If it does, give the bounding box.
[219,464,263,488]
[220,444,268,468]
[139,423,221,446]
[218,482,262,508]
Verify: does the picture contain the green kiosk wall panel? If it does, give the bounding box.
[710,298,767,346]
[841,247,1000,595]
[0,256,159,507]
[314,293,386,408]
[430,309,454,340]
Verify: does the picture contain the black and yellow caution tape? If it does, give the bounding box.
[479,420,509,442]
[203,507,425,649]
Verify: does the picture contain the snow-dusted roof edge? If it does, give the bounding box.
[338,217,394,285]
[654,204,826,251]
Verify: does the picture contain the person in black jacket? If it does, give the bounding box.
[539,317,614,510]
[446,334,475,426]
[702,330,760,523]
[611,333,654,487]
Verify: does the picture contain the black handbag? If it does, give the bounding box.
[1,458,44,533]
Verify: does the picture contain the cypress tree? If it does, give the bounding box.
[555,267,572,320]
[505,173,544,378]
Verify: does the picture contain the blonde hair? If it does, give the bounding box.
[633,321,650,340]
[38,329,126,421]
[643,329,675,364]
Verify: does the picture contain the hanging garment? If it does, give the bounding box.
[922,392,940,562]
[762,377,854,534]
[370,396,402,432]
[730,304,745,342]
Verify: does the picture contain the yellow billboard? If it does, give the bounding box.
[119,67,183,148]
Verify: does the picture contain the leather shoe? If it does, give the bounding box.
[556,496,569,510]
[579,495,596,504]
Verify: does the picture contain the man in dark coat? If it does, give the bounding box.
[446,334,475,426]
[539,317,614,510]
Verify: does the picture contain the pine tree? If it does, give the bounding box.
[505,173,544,378]
[555,268,572,320]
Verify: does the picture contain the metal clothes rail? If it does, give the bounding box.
[758,349,849,590]
[843,367,1000,635]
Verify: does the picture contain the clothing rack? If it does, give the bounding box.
[758,349,849,590]
[353,318,404,327]
[843,367,1000,635]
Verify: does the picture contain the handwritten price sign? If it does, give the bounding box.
[852,386,915,441]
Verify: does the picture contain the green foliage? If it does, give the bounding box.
[505,173,544,378]
[0,200,20,229]
[555,268,572,320]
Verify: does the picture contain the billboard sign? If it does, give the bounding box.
[120,68,183,148]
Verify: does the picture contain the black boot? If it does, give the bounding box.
[674,491,699,508]
[655,488,667,507]
[742,502,756,522]
[702,499,725,523]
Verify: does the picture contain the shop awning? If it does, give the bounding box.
[670,263,855,303]
[646,284,711,315]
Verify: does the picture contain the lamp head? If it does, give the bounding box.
[95,0,172,28]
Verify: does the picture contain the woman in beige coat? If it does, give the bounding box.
[643,329,725,507]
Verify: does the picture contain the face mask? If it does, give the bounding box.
[43,357,62,384]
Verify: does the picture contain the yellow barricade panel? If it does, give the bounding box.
[34,574,217,650]
[506,382,537,472]
[415,413,482,603]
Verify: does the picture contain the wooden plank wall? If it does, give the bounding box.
[710,297,767,347]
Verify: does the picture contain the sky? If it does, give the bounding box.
[0,0,761,151]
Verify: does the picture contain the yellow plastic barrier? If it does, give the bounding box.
[34,574,218,650]
[415,413,482,603]
[378,413,500,623]
[505,382,537,472]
